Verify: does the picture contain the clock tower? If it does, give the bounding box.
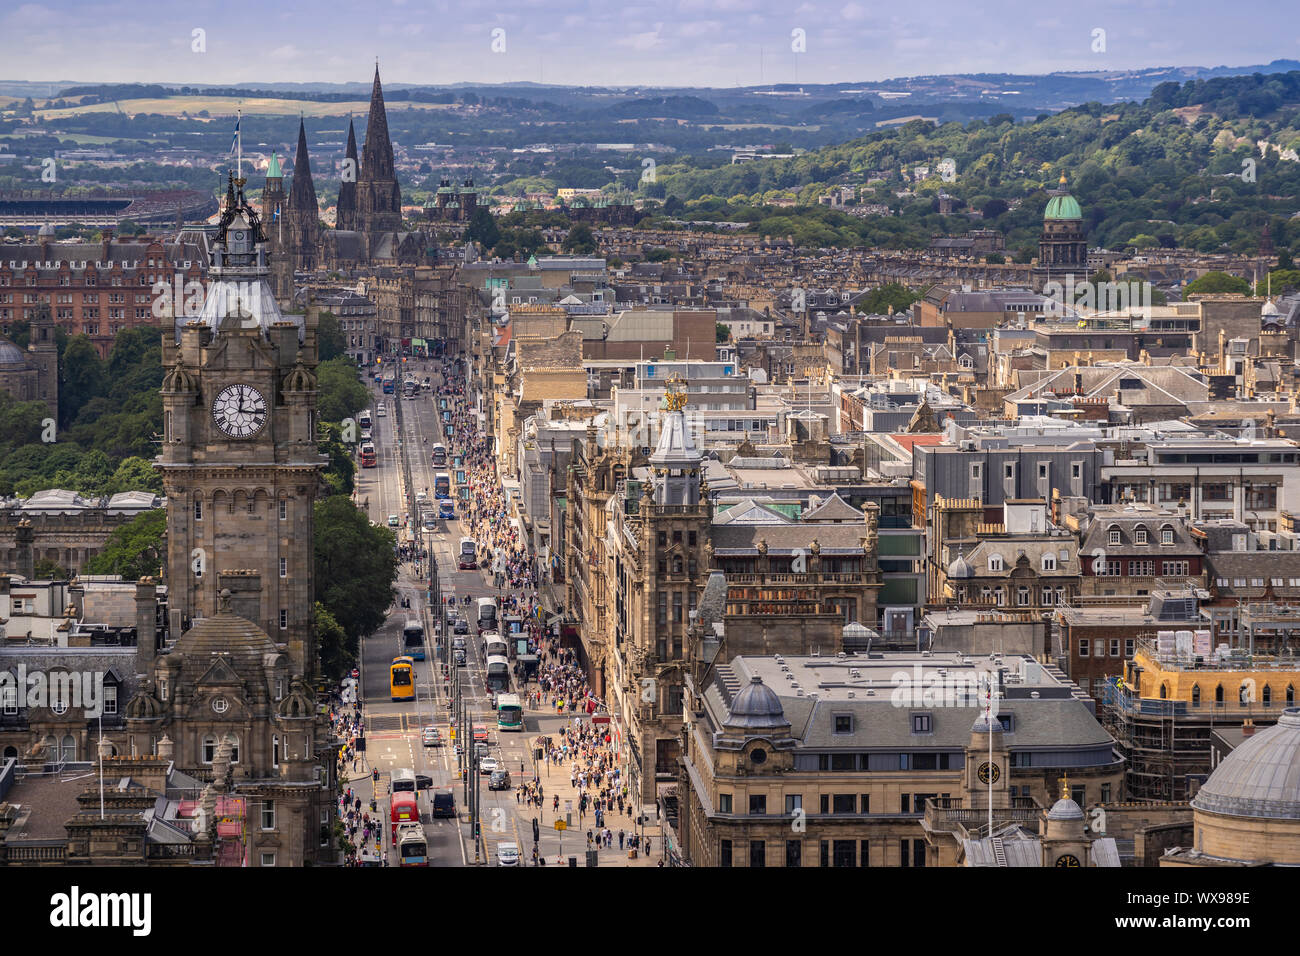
[156,171,327,679]
[965,711,1011,811]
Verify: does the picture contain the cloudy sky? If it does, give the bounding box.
[2,0,1295,88]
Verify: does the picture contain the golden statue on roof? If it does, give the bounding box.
[661,373,688,412]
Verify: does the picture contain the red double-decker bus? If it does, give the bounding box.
[360,442,377,468]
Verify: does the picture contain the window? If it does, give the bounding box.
[262,800,276,830]
[273,735,280,765]
[833,840,856,867]
[260,852,276,867]
[987,553,1004,572]
[194,500,203,521]
[832,794,856,814]
[1110,639,1120,657]
[720,840,732,867]
[911,713,932,734]
[1071,462,1082,480]
[1108,528,1122,546]
[749,840,766,867]
[784,794,802,814]
[1016,586,1031,606]
[1078,638,1090,657]
[834,715,853,734]
[1042,553,1057,571]
[1162,561,1190,577]
[1129,560,1154,577]
[718,793,733,813]
[1134,527,1148,545]
[279,557,287,578]
[279,609,288,630]
[819,840,829,867]
[748,794,767,815]
[786,840,802,868]
[279,500,287,520]
[1125,638,1135,657]
[202,736,216,763]
[1161,526,1175,545]
[103,685,117,715]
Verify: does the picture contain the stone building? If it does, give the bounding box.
[0,490,161,575]
[0,301,57,418]
[1032,175,1088,291]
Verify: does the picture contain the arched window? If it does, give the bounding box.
[1159,683,1168,700]
[60,735,76,762]
[224,733,240,764]
[1042,553,1057,571]
[1215,684,1225,704]
[272,735,280,766]
[672,555,683,575]
[1192,684,1201,706]
[1263,685,1273,706]
[1161,525,1175,545]
[202,736,216,763]
[1108,528,1121,546]
[1134,526,1148,545]
[988,553,1005,572]
[1289,684,1296,706]
[2,745,16,760]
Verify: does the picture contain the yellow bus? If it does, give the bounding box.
[390,656,415,702]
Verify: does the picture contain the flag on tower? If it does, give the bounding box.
[229,115,240,156]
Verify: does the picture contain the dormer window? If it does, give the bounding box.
[988,553,1004,572]
[1108,528,1121,546]
[1134,527,1148,545]
[1161,526,1175,545]
[1042,553,1057,571]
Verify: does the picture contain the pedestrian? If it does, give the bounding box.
[619,829,625,850]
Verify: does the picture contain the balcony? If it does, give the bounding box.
[725,571,870,585]
[922,797,1043,838]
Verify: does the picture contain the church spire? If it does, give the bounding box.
[289,118,317,214]
[357,64,402,234]
[336,116,358,231]
[361,65,395,182]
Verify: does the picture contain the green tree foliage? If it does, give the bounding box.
[464,207,500,250]
[716,323,731,343]
[315,601,355,684]
[317,357,369,424]
[34,558,71,580]
[645,247,673,262]
[83,509,166,580]
[317,311,346,361]
[318,421,356,497]
[1184,271,1252,296]
[60,334,105,427]
[313,496,398,643]
[858,282,923,315]
[562,222,596,254]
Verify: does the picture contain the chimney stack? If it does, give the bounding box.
[135,576,158,674]
[1242,718,1256,738]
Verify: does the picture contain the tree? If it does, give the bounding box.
[317,311,346,362]
[315,602,355,684]
[563,222,596,255]
[318,421,356,497]
[645,247,673,262]
[84,509,166,580]
[464,207,500,250]
[985,252,1005,264]
[1278,248,1294,270]
[1184,271,1251,296]
[859,282,921,315]
[316,357,369,423]
[313,496,398,643]
[105,455,163,495]
[716,323,731,343]
[34,558,71,580]
[60,334,105,427]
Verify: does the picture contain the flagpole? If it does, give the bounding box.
[236,107,242,182]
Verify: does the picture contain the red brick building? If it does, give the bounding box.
[0,231,206,357]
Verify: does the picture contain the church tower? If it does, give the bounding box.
[336,117,359,232]
[356,65,403,237]
[261,152,292,303]
[156,171,328,679]
[286,119,320,272]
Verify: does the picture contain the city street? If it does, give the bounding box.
[340,360,664,867]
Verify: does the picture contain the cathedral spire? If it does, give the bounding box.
[357,64,402,234]
[289,119,318,213]
[337,116,358,231]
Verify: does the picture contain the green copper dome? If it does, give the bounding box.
[266,152,282,179]
[1044,194,1082,220]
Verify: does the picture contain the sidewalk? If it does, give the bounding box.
[510,704,666,868]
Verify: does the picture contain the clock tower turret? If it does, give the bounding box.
[157,171,327,679]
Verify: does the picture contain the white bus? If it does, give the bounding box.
[485,654,510,693]
[483,632,507,659]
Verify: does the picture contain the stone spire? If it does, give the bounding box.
[357,65,402,234]
[286,119,319,270]
[336,117,358,231]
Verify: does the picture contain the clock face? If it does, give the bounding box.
[977,761,1001,785]
[1055,854,1081,868]
[212,384,267,439]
